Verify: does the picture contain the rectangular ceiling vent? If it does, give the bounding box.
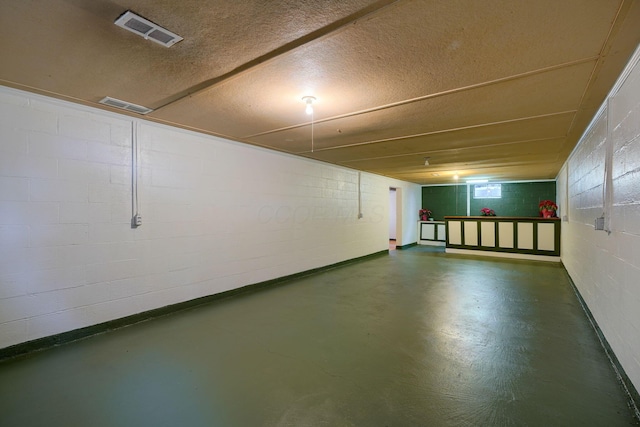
[99,97,154,115]
[114,10,183,48]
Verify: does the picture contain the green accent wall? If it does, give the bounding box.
[422,182,556,220]
[421,185,468,220]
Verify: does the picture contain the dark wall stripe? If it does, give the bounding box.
[396,242,418,250]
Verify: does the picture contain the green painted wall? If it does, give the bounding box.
[421,185,468,220]
[421,181,556,220]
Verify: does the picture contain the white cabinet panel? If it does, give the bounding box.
[517,222,534,250]
[464,221,478,246]
[538,223,556,251]
[448,221,462,245]
[421,223,435,240]
[498,222,514,248]
[481,221,496,247]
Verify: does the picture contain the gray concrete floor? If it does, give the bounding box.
[1,246,638,426]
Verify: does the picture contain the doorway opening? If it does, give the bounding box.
[389,188,401,250]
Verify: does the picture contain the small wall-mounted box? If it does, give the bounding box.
[595,216,605,230]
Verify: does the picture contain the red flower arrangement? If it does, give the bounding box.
[419,209,432,221]
[539,200,558,218]
[480,207,496,216]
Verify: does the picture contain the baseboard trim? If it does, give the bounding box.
[562,264,640,421]
[0,250,389,363]
[446,248,561,262]
[395,242,418,250]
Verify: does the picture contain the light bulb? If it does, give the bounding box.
[302,96,316,115]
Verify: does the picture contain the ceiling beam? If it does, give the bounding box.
[152,0,400,112]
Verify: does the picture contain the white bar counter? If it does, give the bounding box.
[444,216,561,262]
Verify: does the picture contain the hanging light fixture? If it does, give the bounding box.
[302,96,316,152]
[302,96,316,115]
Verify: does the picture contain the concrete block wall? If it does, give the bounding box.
[560,46,640,394]
[0,86,421,350]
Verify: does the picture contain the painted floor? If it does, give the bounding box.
[1,246,638,426]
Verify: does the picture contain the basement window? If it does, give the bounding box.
[474,184,502,199]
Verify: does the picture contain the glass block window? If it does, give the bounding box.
[474,184,502,199]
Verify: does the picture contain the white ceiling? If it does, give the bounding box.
[2,0,639,183]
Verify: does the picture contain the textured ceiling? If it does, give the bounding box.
[2,0,640,184]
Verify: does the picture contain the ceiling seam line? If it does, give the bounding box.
[328,136,565,163]
[306,110,577,152]
[384,162,564,175]
[244,57,597,138]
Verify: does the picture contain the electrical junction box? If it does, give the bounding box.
[594,216,605,230]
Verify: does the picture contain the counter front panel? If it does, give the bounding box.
[444,216,560,259]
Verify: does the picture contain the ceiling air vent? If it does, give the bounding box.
[114,10,183,47]
[99,97,153,115]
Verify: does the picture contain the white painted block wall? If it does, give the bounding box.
[559,47,640,394]
[0,86,421,349]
